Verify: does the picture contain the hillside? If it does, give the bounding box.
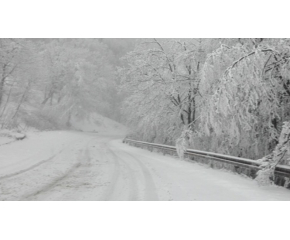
[70,112,127,135]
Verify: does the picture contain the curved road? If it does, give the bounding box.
[1,131,290,201]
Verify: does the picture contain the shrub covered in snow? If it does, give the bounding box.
[255,121,290,186]
[0,129,26,140]
[176,128,192,159]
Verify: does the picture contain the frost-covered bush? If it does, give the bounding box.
[255,121,290,186]
[176,128,192,159]
[0,129,26,140]
[176,137,187,159]
[255,168,274,186]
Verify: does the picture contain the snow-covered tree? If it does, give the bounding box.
[197,39,290,158]
[0,39,43,129]
[34,39,117,127]
[119,39,211,144]
[256,121,290,186]
[1,38,122,131]
[0,39,21,108]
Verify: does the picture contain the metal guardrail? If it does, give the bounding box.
[123,138,290,178]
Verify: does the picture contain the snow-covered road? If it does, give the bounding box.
[1,131,290,200]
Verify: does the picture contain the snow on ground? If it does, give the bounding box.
[110,139,290,200]
[0,129,26,146]
[1,123,290,200]
[0,131,125,201]
[0,136,13,146]
[0,131,90,178]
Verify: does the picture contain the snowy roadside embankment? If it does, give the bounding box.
[70,112,127,135]
[0,129,26,146]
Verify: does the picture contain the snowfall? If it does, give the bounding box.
[1,114,290,201]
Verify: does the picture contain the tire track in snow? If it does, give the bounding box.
[0,138,81,180]
[109,147,159,201]
[125,152,159,201]
[21,162,82,200]
[20,137,96,200]
[0,139,17,147]
[0,148,66,181]
[97,145,123,201]
[106,148,139,201]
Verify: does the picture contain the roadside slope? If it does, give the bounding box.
[70,112,127,135]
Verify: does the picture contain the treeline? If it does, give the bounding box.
[119,38,290,161]
[0,38,135,131]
